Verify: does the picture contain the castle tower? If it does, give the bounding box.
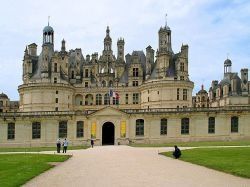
[156,16,173,78]
[158,23,172,53]
[104,26,112,52]
[41,23,54,78]
[117,38,125,61]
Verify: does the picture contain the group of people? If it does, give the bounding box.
[56,138,69,153]
[56,138,181,158]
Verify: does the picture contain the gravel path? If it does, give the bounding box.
[24,146,250,187]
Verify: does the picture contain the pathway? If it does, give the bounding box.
[24,146,250,187]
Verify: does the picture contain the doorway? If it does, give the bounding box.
[102,122,115,145]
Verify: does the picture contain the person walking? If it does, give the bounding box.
[173,145,181,159]
[91,139,94,148]
[63,138,69,153]
[56,138,61,153]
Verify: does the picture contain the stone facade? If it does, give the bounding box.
[208,59,250,107]
[0,21,250,147]
[18,22,193,112]
[0,107,250,147]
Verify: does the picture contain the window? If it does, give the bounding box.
[231,116,239,133]
[32,122,41,139]
[7,123,15,140]
[181,118,189,134]
[56,90,58,94]
[102,80,106,87]
[71,71,74,79]
[85,94,93,105]
[202,96,205,102]
[109,80,113,87]
[55,98,58,103]
[180,62,184,72]
[133,93,139,104]
[55,107,58,111]
[104,93,110,105]
[59,121,67,138]
[76,121,84,138]
[85,82,89,88]
[54,63,57,72]
[133,68,139,77]
[136,119,144,136]
[183,89,187,101]
[160,119,167,135]
[113,97,119,105]
[177,88,179,100]
[180,76,184,80]
[132,81,138,87]
[54,77,57,83]
[85,69,89,77]
[96,94,102,105]
[125,94,129,104]
[208,117,215,134]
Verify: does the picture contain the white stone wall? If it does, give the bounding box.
[0,107,249,147]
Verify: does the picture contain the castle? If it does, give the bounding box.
[0,21,249,147]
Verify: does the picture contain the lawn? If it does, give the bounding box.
[0,154,70,187]
[0,145,89,152]
[161,147,250,178]
[130,140,250,147]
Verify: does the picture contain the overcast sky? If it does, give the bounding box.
[0,0,250,100]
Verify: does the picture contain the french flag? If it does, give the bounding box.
[109,89,119,99]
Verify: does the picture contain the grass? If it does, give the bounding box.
[130,140,250,147]
[0,145,89,152]
[161,147,250,178]
[0,154,70,187]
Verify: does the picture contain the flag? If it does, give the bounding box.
[109,88,119,99]
[114,92,119,99]
[109,89,113,97]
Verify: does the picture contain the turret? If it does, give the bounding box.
[43,24,54,45]
[224,58,232,74]
[158,25,172,53]
[61,39,66,52]
[104,26,112,51]
[117,38,125,61]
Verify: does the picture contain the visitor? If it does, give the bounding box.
[56,138,61,153]
[91,139,94,148]
[173,145,181,159]
[63,138,69,153]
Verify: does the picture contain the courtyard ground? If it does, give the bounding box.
[23,145,250,187]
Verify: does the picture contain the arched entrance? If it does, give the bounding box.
[102,122,115,145]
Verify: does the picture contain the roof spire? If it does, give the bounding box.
[165,13,168,26]
[48,16,50,26]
